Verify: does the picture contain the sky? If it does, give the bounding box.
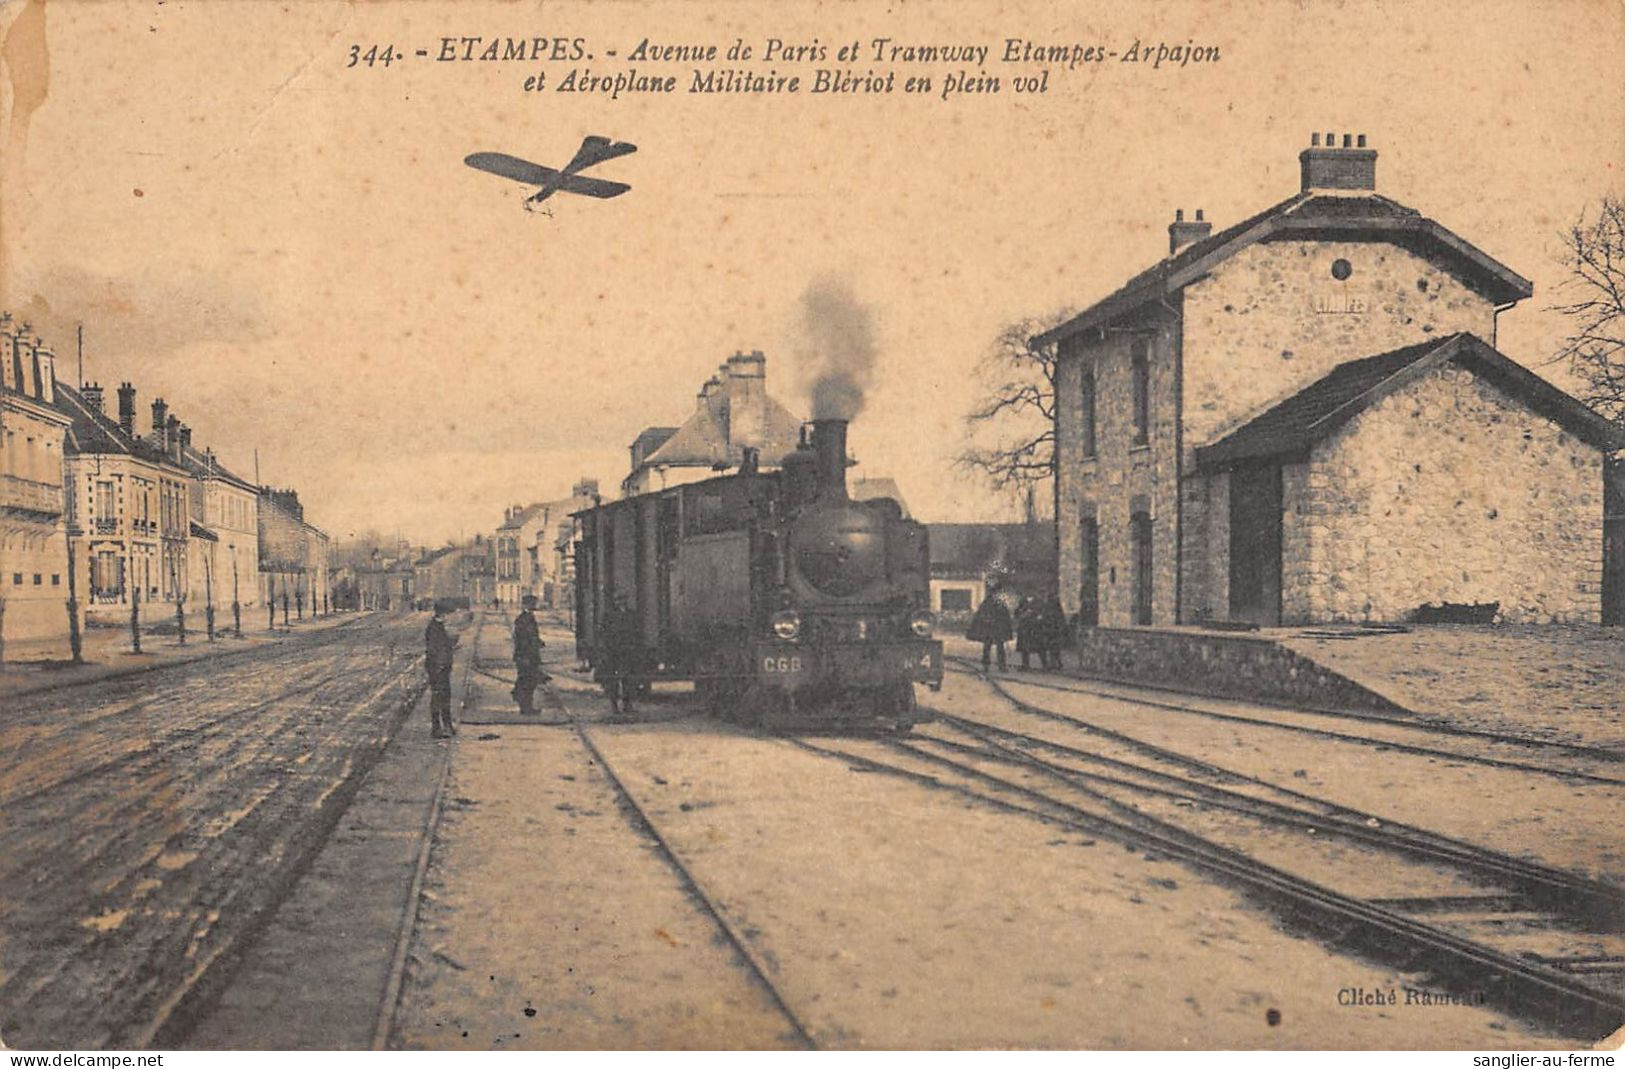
[2,0,1622,545]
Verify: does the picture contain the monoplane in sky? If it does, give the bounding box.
[464,136,636,213]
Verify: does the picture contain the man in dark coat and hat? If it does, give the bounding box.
[966,588,1013,672]
[512,594,546,716]
[595,594,640,720]
[425,600,457,738]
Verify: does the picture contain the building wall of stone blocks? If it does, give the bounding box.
[1054,304,1182,626]
[1297,363,1604,623]
[1181,240,1499,463]
[1278,461,1315,623]
[1178,469,1231,623]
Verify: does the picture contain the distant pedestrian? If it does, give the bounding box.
[1014,596,1040,670]
[966,590,1012,673]
[425,600,457,738]
[596,594,640,720]
[512,594,547,716]
[1037,595,1068,670]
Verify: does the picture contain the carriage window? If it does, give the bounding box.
[939,588,973,613]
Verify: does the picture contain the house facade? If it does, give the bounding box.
[1042,134,1620,627]
[182,440,261,621]
[258,488,329,618]
[58,382,193,626]
[1,316,72,660]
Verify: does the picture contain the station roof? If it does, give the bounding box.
[1194,332,1624,470]
[1032,193,1534,350]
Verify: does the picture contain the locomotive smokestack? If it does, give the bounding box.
[811,419,849,501]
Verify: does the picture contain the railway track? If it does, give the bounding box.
[569,719,816,1049]
[945,656,1625,786]
[372,609,812,1049]
[785,675,1625,1040]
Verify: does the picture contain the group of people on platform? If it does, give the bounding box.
[966,588,1070,674]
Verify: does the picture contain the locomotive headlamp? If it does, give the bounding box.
[771,609,802,641]
[909,610,935,638]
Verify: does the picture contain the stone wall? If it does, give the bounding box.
[1069,625,1402,713]
[1055,303,1181,626]
[1279,461,1314,622]
[1181,239,1498,464]
[1300,361,1604,623]
[1175,237,1501,620]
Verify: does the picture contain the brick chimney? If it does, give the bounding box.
[82,381,105,413]
[151,398,169,447]
[724,349,767,448]
[12,324,37,396]
[167,416,183,461]
[1300,131,1376,193]
[117,382,136,436]
[1168,208,1212,255]
[33,343,55,403]
[179,425,193,452]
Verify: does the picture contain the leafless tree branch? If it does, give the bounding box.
[958,309,1073,495]
[1551,195,1625,430]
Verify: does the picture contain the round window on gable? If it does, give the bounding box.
[1331,258,1353,281]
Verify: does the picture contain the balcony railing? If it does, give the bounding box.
[94,517,119,534]
[0,474,64,517]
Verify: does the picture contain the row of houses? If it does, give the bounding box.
[341,478,604,616]
[1,315,331,661]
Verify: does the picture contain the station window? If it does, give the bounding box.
[1130,338,1151,446]
[1079,362,1097,459]
[33,574,42,585]
[11,573,20,585]
[1131,511,1153,626]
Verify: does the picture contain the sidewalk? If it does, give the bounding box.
[0,611,366,699]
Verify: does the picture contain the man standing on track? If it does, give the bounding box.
[425,600,457,738]
[512,594,546,716]
[596,594,640,721]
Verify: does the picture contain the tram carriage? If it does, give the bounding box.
[574,418,942,730]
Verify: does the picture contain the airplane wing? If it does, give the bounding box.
[552,173,631,198]
[563,136,638,175]
[464,152,555,185]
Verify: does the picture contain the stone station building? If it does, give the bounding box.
[1038,134,1620,628]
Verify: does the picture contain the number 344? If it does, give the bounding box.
[347,44,399,68]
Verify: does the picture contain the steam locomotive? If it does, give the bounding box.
[573,419,942,730]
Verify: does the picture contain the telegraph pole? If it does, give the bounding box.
[230,543,242,638]
[204,547,216,641]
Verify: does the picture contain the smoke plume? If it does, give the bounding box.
[798,278,878,421]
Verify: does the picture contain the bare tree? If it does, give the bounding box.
[957,310,1073,500]
[1553,195,1625,428]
